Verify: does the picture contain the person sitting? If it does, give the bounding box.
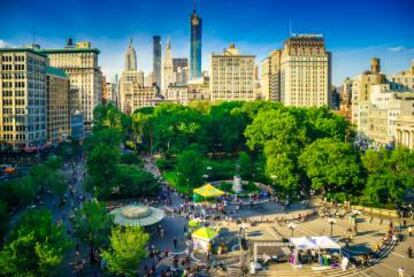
[262,252,271,265]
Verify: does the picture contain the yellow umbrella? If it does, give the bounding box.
[193,183,225,198]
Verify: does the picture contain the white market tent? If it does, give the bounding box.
[289,236,341,250]
[290,236,318,250]
[312,236,341,250]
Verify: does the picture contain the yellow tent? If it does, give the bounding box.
[193,183,225,198]
[192,227,218,241]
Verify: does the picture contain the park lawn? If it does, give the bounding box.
[163,170,191,195]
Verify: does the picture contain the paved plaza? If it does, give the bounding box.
[142,156,414,277]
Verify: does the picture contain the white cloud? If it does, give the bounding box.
[387,46,406,52]
[0,39,16,48]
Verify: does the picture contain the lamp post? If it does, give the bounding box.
[287,222,297,237]
[327,218,336,237]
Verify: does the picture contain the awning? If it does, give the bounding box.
[312,236,341,249]
[192,227,218,241]
[193,183,225,198]
[289,236,317,250]
[290,236,341,250]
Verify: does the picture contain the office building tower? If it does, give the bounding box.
[261,50,281,101]
[190,8,202,79]
[125,39,137,71]
[210,44,256,101]
[279,34,331,107]
[153,36,162,88]
[46,66,70,145]
[162,39,174,92]
[41,39,102,130]
[0,48,48,151]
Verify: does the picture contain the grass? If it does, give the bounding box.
[162,170,191,195]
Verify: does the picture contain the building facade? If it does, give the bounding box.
[119,40,158,114]
[121,84,158,114]
[395,116,414,150]
[280,34,331,107]
[173,58,189,85]
[190,9,202,79]
[350,58,386,127]
[0,49,48,151]
[70,111,84,140]
[153,36,162,88]
[260,50,281,101]
[358,84,414,147]
[46,66,70,145]
[210,44,256,101]
[41,39,102,129]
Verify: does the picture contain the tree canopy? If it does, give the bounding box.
[101,226,149,277]
[0,209,72,276]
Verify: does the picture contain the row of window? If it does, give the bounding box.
[2,90,25,97]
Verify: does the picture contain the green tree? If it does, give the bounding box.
[28,156,66,196]
[84,128,122,199]
[245,109,303,151]
[131,108,154,153]
[361,147,414,206]
[264,140,300,193]
[73,200,113,263]
[93,103,131,134]
[101,226,149,277]
[305,106,350,142]
[361,148,389,174]
[175,149,205,193]
[299,138,362,193]
[115,164,160,198]
[207,101,247,153]
[364,173,405,207]
[0,177,38,209]
[0,209,72,276]
[237,151,253,179]
[150,103,206,155]
[0,200,8,240]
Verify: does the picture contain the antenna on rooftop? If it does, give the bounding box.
[289,18,293,37]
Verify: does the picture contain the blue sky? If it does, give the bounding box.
[0,0,413,85]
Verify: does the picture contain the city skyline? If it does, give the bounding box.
[1,0,413,85]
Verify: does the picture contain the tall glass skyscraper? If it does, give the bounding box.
[153,35,161,87]
[190,9,202,79]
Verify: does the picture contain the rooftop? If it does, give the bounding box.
[46,66,68,78]
[0,48,47,57]
[39,48,100,55]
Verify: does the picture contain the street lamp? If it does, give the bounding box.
[327,218,336,237]
[287,222,297,237]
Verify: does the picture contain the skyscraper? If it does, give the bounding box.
[190,7,202,79]
[153,36,161,87]
[162,39,174,92]
[279,34,331,107]
[124,38,137,71]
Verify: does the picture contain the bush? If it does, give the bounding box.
[217,182,233,193]
[206,159,235,180]
[120,153,141,165]
[156,157,175,171]
[243,181,260,193]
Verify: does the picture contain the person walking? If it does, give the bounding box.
[407,246,412,259]
[408,226,412,237]
[173,237,177,250]
[398,267,405,277]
